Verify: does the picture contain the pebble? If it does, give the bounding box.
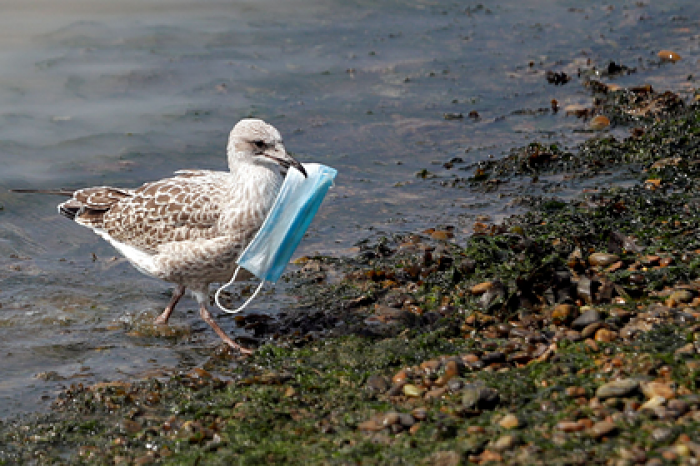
[551,304,578,325]
[492,435,518,451]
[581,322,605,339]
[479,450,503,463]
[641,381,676,400]
[596,379,639,399]
[585,338,600,352]
[594,328,618,342]
[565,386,587,398]
[425,387,448,400]
[640,395,666,411]
[658,50,681,63]
[499,413,520,429]
[462,384,500,410]
[589,420,617,439]
[589,115,611,131]
[556,421,585,432]
[471,282,493,295]
[392,369,409,384]
[357,418,384,432]
[651,427,674,443]
[667,399,688,415]
[381,412,400,427]
[430,230,454,240]
[387,382,407,397]
[667,290,694,307]
[398,413,415,428]
[443,360,462,379]
[419,359,441,375]
[411,407,428,421]
[402,384,424,398]
[366,374,390,393]
[572,309,602,330]
[446,378,465,392]
[588,252,619,266]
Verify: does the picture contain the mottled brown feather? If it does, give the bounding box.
[70,171,236,253]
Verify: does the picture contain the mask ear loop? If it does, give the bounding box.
[215,265,266,314]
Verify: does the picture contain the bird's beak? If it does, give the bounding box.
[265,148,307,178]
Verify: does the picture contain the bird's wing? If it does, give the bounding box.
[62,172,231,253]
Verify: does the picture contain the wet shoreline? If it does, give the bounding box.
[2,81,700,463]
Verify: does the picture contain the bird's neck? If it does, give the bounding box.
[217,162,284,239]
[230,162,284,200]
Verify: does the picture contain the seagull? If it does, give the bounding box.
[55,119,307,354]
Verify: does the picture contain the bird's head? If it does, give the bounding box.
[227,119,307,178]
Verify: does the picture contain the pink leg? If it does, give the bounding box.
[198,303,253,355]
[154,285,186,325]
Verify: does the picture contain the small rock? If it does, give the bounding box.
[446,378,465,392]
[492,435,518,451]
[462,384,500,410]
[552,304,578,325]
[366,374,390,393]
[499,413,520,429]
[595,328,618,342]
[471,282,493,295]
[479,450,503,463]
[431,230,454,240]
[392,369,409,384]
[641,255,661,266]
[565,386,587,398]
[658,50,681,63]
[641,381,676,400]
[584,338,600,352]
[572,309,602,330]
[596,379,639,399]
[443,359,462,379]
[411,407,428,421]
[640,395,666,411]
[381,412,400,427]
[588,252,619,267]
[667,290,695,307]
[581,322,605,339]
[589,420,617,439]
[419,359,441,375]
[556,421,585,432]
[398,413,416,427]
[667,399,688,415]
[589,115,610,131]
[425,387,448,400]
[358,419,384,432]
[651,427,675,443]
[403,384,424,398]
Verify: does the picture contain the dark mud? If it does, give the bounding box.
[2,80,700,464]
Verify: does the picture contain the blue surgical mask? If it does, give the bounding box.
[215,163,337,313]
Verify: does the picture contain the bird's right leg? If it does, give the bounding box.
[154,284,186,324]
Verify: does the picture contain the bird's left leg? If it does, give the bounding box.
[154,284,186,325]
[198,303,253,354]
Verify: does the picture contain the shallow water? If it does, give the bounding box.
[0,0,698,417]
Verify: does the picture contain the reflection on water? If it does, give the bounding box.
[0,0,698,417]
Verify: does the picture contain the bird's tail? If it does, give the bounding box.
[9,188,75,196]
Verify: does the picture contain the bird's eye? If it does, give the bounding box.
[253,140,265,149]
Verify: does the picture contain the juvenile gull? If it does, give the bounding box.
[58,119,307,354]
